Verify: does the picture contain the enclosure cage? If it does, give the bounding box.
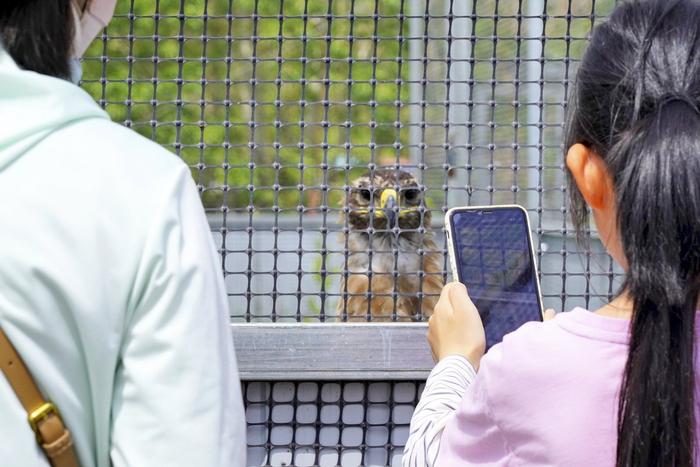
[81,0,622,465]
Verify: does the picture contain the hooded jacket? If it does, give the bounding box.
[0,50,245,466]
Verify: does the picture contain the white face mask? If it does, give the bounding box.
[73,0,118,57]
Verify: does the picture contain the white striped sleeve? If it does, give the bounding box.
[403,355,477,467]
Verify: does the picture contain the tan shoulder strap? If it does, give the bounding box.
[0,328,79,467]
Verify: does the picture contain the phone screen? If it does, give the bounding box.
[450,207,542,349]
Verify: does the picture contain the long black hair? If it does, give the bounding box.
[0,0,83,79]
[567,0,700,465]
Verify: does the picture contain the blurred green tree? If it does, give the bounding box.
[82,0,409,210]
[81,0,612,213]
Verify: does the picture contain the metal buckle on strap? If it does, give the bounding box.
[28,402,60,442]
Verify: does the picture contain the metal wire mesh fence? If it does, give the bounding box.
[80,0,623,464]
[244,380,420,466]
[81,0,622,324]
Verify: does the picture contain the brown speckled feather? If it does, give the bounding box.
[337,169,444,321]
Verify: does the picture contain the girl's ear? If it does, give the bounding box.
[566,143,614,210]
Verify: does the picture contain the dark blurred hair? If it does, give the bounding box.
[0,0,88,79]
[566,0,700,465]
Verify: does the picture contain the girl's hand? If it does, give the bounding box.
[427,282,486,369]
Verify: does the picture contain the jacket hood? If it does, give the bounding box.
[0,49,109,172]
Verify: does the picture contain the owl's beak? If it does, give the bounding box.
[380,189,398,227]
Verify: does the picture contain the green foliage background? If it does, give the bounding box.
[82,0,411,210]
[81,0,614,211]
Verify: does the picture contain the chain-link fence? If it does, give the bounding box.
[81,0,622,464]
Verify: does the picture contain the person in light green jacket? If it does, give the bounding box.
[0,1,246,466]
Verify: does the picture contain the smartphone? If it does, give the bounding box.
[445,205,543,349]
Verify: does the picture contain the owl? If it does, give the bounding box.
[337,169,444,321]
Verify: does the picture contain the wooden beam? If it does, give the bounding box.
[232,323,434,381]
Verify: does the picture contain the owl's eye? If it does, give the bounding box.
[358,189,372,201]
[403,188,420,202]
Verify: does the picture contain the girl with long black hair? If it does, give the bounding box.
[405,0,700,465]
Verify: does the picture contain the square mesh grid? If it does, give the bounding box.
[245,381,420,466]
[80,0,624,465]
[81,0,622,324]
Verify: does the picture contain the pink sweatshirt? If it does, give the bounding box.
[435,307,700,466]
